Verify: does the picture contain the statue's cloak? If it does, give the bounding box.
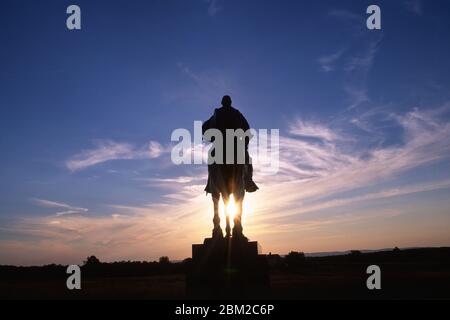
[202,106,253,198]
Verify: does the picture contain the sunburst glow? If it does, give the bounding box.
[218,194,238,222]
[226,194,237,220]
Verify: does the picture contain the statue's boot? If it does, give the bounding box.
[232,220,248,241]
[212,210,223,238]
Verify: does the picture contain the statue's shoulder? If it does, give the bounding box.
[234,106,244,115]
[231,107,245,119]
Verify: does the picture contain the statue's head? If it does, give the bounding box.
[221,95,232,108]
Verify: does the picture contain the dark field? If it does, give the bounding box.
[1,247,449,299]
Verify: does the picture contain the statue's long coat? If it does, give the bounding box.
[202,106,251,198]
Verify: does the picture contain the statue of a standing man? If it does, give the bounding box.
[202,96,258,239]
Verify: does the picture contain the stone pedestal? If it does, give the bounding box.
[186,236,270,298]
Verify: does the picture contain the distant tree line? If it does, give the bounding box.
[1,247,449,280]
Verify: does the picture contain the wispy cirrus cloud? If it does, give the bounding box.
[317,49,346,72]
[174,63,233,105]
[345,86,370,109]
[161,63,235,109]
[264,105,450,214]
[32,198,88,216]
[288,118,343,142]
[66,140,167,171]
[316,26,382,110]
[328,9,362,23]
[261,179,450,225]
[343,37,382,109]
[206,0,222,16]
[345,39,380,74]
[135,175,208,190]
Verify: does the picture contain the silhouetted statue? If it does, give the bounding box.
[202,95,258,239]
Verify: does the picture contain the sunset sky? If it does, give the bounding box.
[1,0,450,265]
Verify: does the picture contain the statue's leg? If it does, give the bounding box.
[212,194,223,238]
[222,193,231,238]
[232,193,245,238]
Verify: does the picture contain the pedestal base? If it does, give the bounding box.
[186,236,270,298]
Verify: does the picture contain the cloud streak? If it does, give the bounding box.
[66,140,167,171]
[288,118,343,142]
[317,49,345,72]
[206,0,222,16]
[33,198,88,216]
[328,9,362,23]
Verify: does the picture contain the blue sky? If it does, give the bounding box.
[1,0,450,265]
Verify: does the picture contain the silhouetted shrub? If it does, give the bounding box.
[285,251,306,268]
[84,255,101,266]
[159,256,170,264]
